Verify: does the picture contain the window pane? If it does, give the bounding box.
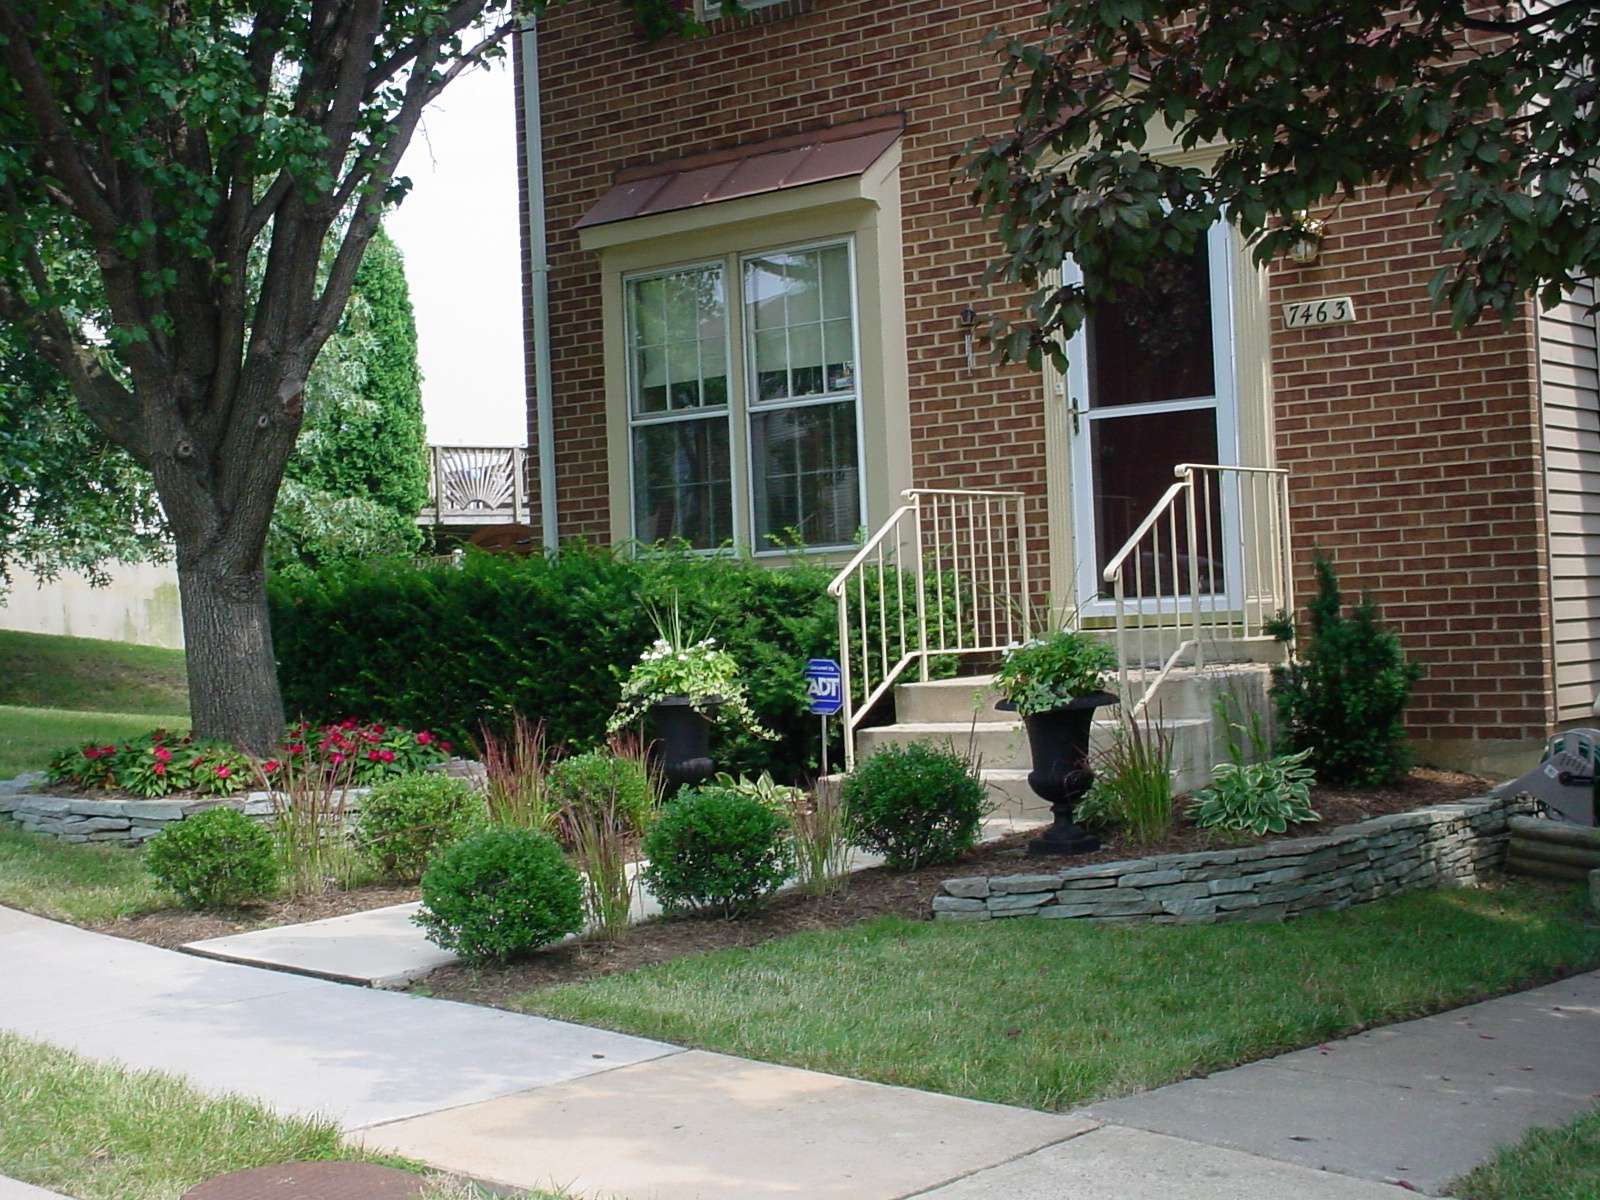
[1086,240,1215,409]
[754,329,788,401]
[636,346,667,414]
[751,400,859,547]
[785,253,821,324]
[667,342,700,410]
[745,256,786,330]
[665,274,699,341]
[823,317,854,392]
[632,418,732,550]
[629,277,664,346]
[820,245,851,319]
[789,324,823,397]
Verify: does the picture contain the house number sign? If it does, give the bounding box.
[1283,297,1357,328]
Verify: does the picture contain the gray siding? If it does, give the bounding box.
[1540,280,1600,721]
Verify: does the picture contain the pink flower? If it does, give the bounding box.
[378,749,396,763]
[153,746,172,764]
[415,731,433,746]
[153,763,166,777]
[215,765,231,779]
[329,752,346,764]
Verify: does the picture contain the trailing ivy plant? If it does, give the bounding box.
[993,629,1118,716]
[1271,555,1422,788]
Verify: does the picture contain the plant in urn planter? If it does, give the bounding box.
[608,603,775,788]
[994,629,1120,856]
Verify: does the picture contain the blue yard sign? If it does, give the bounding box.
[805,658,843,716]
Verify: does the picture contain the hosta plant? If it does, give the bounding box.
[1187,749,1319,837]
[994,629,1117,716]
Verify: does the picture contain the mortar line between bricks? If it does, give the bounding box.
[890,1119,1104,1198]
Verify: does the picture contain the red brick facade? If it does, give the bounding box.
[517,1,1559,763]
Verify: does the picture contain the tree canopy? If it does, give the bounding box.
[0,0,686,750]
[967,0,1600,366]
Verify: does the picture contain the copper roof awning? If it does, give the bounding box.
[576,114,905,230]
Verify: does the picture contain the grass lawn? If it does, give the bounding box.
[1453,1104,1600,1200]
[0,704,191,780]
[0,1032,558,1200]
[0,629,188,716]
[524,882,1600,1112]
[0,825,171,924]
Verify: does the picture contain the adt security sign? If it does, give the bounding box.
[805,658,843,715]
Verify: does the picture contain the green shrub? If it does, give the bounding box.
[1188,748,1319,836]
[641,785,795,918]
[145,807,278,908]
[354,772,482,881]
[842,743,987,870]
[1271,554,1423,787]
[548,751,654,833]
[415,827,583,961]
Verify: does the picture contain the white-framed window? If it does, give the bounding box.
[623,238,863,553]
[742,241,862,551]
[625,262,734,550]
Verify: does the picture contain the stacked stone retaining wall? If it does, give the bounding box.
[0,760,483,847]
[934,794,1535,925]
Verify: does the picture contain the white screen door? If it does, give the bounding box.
[1064,221,1240,614]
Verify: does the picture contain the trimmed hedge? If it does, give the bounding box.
[268,545,841,781]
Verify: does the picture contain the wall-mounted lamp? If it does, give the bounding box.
[1287,211,1327,266]
[960,305,982,371]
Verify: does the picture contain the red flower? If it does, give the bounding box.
[215,765,231,779]
[262,759,280,774]
[190,757,204,768]
[153,746,172,764]
[378,749,396,763]
[340,718,358,730]
[363,730,381,743]
[367,749,382,762]
[152,763,166,777]
[83,747,101,760]
[415,731,433,746]
[372,724,386,735]
[288,743,306,755]
[329,751,346,764]
[439,741,453,753]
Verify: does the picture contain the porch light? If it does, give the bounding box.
[1287,211,1326,266]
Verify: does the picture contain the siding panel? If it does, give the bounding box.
[1541,284,1600,720]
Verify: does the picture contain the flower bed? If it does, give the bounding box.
[932,793,1536,925]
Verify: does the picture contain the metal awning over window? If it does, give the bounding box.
[576,114,904,230]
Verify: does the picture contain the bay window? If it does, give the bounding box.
[625,238,863,553]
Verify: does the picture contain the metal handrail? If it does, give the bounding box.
[830,487,1031,769]
[1103,462,1293,717]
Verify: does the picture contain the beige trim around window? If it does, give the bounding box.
[1042,135,1274,611]
[587,143,909,559]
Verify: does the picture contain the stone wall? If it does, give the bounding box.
[934,795,1534,925]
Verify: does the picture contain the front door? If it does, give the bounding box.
[1065,221,1239,613]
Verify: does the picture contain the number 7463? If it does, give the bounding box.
[1283,297,1356,327]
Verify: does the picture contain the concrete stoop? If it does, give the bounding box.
[855,662,1276,803]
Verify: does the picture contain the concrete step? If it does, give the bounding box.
[895,663,1273,725]
[855,715,1215,787]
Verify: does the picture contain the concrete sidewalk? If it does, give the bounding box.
[0,1178,73,1200]
[1086,970,1600,1196]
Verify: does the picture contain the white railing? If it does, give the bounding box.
[1104,463,1293,718]
[827,489,1031,769]
[421,446,530,526]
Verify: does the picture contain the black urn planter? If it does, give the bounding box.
[1008,691,1119,857]
[648,696,721,789]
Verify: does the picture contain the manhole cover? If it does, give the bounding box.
[181,1161,427,1199]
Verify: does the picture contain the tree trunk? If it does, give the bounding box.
[178,561,285,755]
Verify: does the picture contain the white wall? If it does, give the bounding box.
[0,561,184,649]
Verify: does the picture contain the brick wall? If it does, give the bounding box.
[519,1,1558,754]
[1270,188,1554,748]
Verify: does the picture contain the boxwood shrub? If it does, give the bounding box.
[268,545,841,781]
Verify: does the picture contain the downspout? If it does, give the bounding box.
[520,21,559,553]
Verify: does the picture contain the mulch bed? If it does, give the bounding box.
[98,884,420,949]
[415,766,1493,1010]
